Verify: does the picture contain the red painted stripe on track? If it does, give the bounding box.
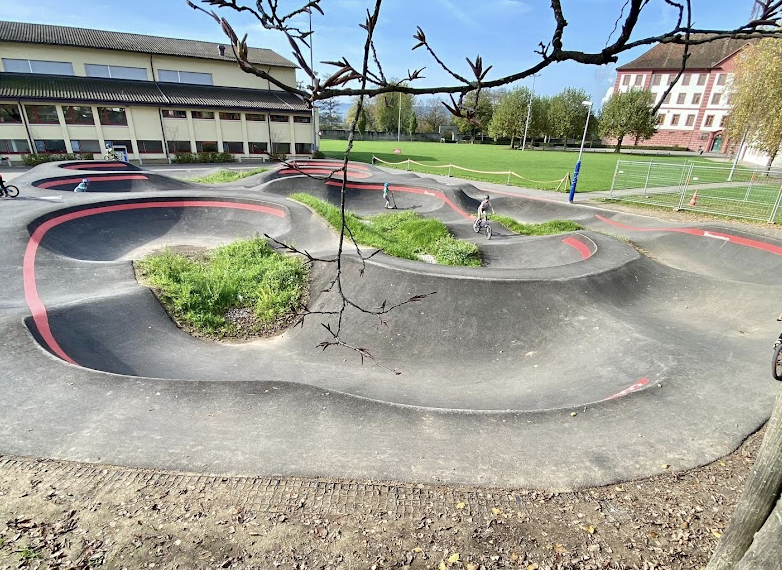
[561,236,592,260]
[24,200,285,366]
[595,214,782,256]
[324,180,474,220]
[38,175,149,189]
[604,378,650,401]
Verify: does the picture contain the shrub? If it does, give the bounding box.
[172,152,235,164]
[22,153,94,166]
[312,150,326,159]
[431,237,481,266]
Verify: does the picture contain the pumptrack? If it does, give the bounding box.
[0,159,780,490]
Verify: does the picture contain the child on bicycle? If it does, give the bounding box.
[478,196,494,222]
[0,174,9,197]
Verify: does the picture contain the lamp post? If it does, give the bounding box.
[568,100,593,203]
[309,8,318,152]
[521,74,538,151]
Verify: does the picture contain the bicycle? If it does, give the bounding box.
[1,184,19,198]
[773,337,782,382]
[473,216,492,239]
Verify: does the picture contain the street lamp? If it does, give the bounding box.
[568,100,593,203]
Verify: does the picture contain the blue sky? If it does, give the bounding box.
[4,0,756,108]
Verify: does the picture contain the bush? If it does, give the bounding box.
[431,237,481,266]
[22,153,94,166]
[172,152,235,164]
[312,150,326,159]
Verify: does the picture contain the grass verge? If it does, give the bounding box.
[291,193,480,266]
[135,237,308,338]
[491,215,583,235]
[188,168,267,184]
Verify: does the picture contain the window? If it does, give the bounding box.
[191,111,214,119]
[249,142,268,154]
[219,112,240,121]
[691,93,702,105]
[0,139,31,153]
[716,74,727,86]
[34,139,67,153]
[270,114,288,123]
[656,114,665,125]
[670,114,680,126]
[295,143,312,154]
[246,113,266,121]
[3,58,74,75]
[293,116,311,124]
[85,64,147,80]
[25,105,59,124]
[685,114,695,126]
[719,115,727,128]
[0,104,22,123]
[158,69,213,85]
[662,93,672,104]
[681,73,691,86]
[97,107,127,125]
[162,109,187,119]
[71,140,101,153]
[634,75,643,86]
[138,140,164,153]
[704,115,714,127]
[271,142,290,154]
[676,93,686,105]
[223,141,243,153]
[105,140,134,153]
[197,141,219,152]
[622,75,631,86]
[667,75,675,85]
[651,74,661,86]
[167,140,191,153]
[711,92,722,105]
[697,74,707,86]
[63,106,94,125]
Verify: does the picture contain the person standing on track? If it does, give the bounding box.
[383,182,391,209]
[477,195,494,221]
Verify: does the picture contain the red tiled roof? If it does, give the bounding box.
[617,35,754,71]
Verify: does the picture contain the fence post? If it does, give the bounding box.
[407,159,411,171]
[676,163,693,210]
[448,164,452,177]
[769,184,782,224]
[743,171,757,202]
[506,171,511,186]
[643,159,653,197]
[609,160,620,199]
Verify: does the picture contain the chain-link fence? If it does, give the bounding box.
[609,160,782,223]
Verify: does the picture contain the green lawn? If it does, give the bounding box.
[187,168,267,184]
[319,140,720,192]
[291,193,481,266]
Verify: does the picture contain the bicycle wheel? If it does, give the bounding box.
[473,220,480,233]
[485,224,492,239]
[5,185,18,198]
[773,343,782,381]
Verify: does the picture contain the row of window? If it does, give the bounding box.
[161,109,311,123]
[656,113,726,128]
[0,138,312,155]
[658,91,730,106]
[623,72,730,88]
[1,104,312,126]
[1,59,213,85]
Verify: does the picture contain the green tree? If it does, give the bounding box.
[408,113,417,139]
[725,38,782,169]
[416,98,449,133]
[368,82,414,135]
[488,87,530,147]
[549,88,592,149]
[598,89,656,152]
[454,90,497,142]
[345,98,371,137]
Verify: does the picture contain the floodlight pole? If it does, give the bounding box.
[568,100,593,203]
[309,8,318,152]
[521,74,537,151]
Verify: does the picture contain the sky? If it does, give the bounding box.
[4,0,758,110]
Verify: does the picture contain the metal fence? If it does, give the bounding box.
[608,160,782,223]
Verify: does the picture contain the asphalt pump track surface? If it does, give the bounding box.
[0,159,780,489]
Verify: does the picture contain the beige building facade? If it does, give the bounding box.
[0,21,316,164]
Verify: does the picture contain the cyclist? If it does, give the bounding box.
[477,195,494,222]
[0,173,9,197]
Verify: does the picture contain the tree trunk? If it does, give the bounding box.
[707,386,782,570]
[615,135,624,153]
[766,150,778,175]
[509,135,515,149]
